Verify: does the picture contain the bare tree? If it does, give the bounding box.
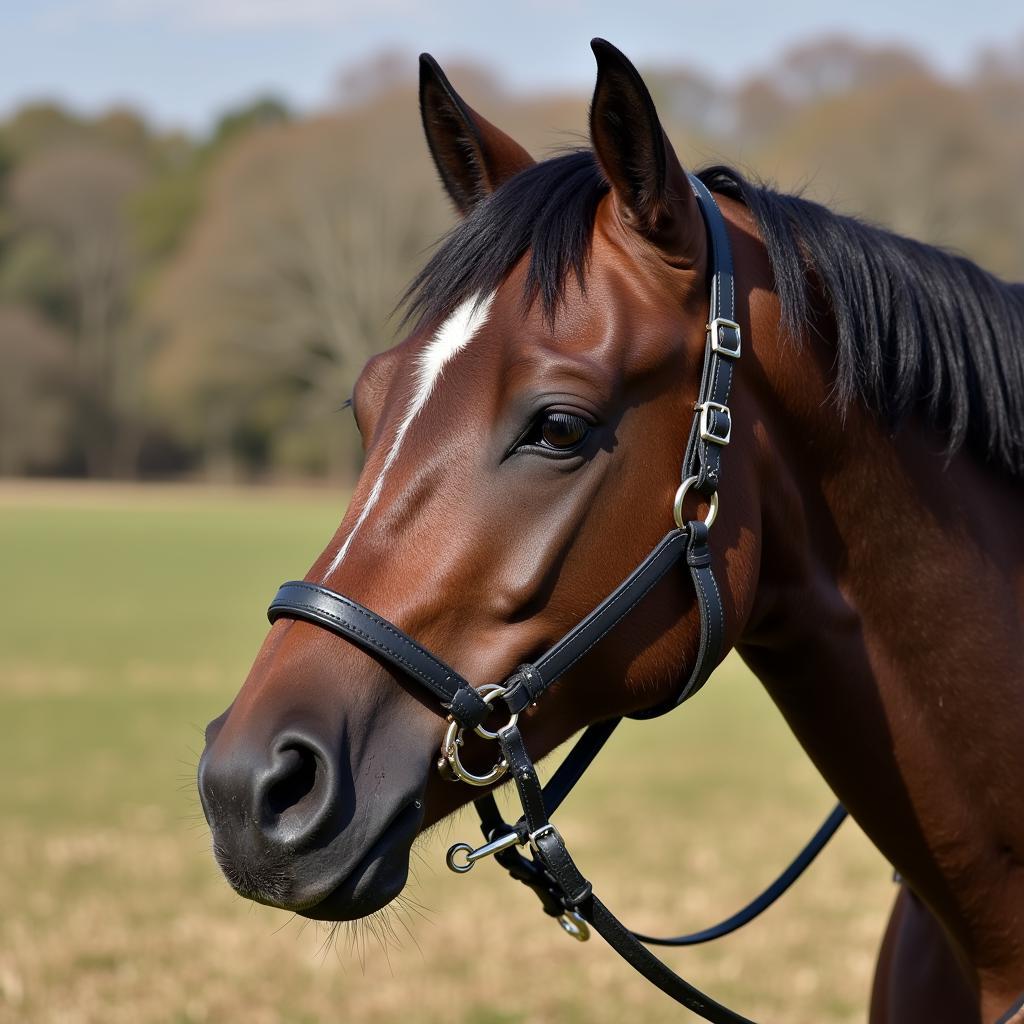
[150,107,450,481]
[0,305,69,475]
[11,143,145,476]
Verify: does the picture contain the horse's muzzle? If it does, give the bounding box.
[197,713,424,919]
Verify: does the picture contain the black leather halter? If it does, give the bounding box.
[268,176,846,1024]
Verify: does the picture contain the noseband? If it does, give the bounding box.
[268,176,845,1024]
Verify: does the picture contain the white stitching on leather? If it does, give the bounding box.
[273,582,478,700]
[537,532,684,681]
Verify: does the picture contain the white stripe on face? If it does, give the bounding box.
[322,292,495,578]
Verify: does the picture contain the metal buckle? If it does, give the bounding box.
[709,317,741,358]
[438,683,518,787]
[698,401,731,445]
[446,826,591,942]
[527,826,591,943]
[673,475,719,530]
[528,822,559,853]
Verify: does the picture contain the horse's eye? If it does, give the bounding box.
[507,409,592,459]
[537,411,589,451]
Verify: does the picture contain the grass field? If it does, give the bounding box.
[0,482,894,1024]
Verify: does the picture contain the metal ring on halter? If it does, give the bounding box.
[673,475,719,530]
[441,684,517,787]
[473,684,519,740]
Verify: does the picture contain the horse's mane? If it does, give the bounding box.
[404,150,1024,477]
[705,164,1024,478]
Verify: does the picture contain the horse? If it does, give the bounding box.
[197,39,1024,1023]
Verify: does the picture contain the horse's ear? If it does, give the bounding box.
[589,39,700,258]
[419,53,535,215]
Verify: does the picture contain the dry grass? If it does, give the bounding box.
[0,483,894,1023]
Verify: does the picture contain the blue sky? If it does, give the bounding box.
[6,0,1024,131]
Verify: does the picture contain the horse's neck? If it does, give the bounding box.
[737,330,1024,974]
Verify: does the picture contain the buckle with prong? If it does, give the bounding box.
[697,401,732,446]
[709,317,741,358]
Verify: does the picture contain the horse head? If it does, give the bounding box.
[197,39,765,923]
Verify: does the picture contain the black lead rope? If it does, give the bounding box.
[633,803,849,947]
[469,725,848,945]
[267,175,848,1024]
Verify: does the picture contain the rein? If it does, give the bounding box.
[267,176,846,1023]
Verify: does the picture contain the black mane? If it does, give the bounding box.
[404,151,609,329]
[405,150,1024,477]
[704,165,1024,477]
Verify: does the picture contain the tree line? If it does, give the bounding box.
[2,36,1022,482]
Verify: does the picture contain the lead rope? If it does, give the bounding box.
[453,741,848,947]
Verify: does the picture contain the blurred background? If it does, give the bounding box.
[2,2,1022,1022]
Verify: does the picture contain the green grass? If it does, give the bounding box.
[0,490,344,673]
[0,483,893,1024]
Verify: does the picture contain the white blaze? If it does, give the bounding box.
[323,292,494,578]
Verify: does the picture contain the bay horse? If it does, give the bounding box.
[198,40,1024,1023]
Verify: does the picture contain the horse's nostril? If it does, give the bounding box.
[200,727,343,870]
[258,737,335,843]
[266,746,318,818]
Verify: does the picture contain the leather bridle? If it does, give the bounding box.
[267,176,846,1024]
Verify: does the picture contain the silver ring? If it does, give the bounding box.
[473,684,519,741]
[673,475,719,530]
[441,720,510,786]
[445,842,475,873]
[439,682,516,787]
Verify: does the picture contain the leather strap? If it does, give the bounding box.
[474,721,845,1023]
[583,896,756,1024]
[500,519,726,725]
[682,174,739,499]
[629,519,724,719]
[268,581,489,728]
[499,723,549,833]
[267,511,720,732]
[540,717,621,816]
[632,803,848,946]
[473,727,846,945]
[495,724,757,1024]
[503,529,688,714]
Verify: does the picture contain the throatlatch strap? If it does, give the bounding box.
[629,519,723,719]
